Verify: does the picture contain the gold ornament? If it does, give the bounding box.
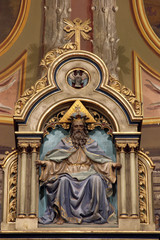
[64,18,92,50]
[40,42,77,69]
[108,75,142,115]
[59,100,96,123]
[138,159,148,223]
[43,102,113,137]
[8,159,18,222]
[15,76,48,115]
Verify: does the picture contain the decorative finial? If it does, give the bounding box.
[63,18,92,50]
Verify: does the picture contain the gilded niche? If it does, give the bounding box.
[37,99,119,225]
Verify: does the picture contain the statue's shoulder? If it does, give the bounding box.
[86,137,96,145]
[62,136,73,145]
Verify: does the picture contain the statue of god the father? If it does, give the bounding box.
[37,116,121,225]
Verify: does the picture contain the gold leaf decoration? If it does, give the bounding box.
[87,109,113,135]
[59,100,96,123]
[40,42,77,69]
[108,75,142,115]
[138,159,148,223]
[8,159,18,222]
[43,110,70,137]
[43,103,113,137]
[15,76,48,115]
[64,18,92,50]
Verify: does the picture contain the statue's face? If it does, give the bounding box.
[72,119,84,132]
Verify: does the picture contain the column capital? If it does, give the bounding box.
[18,142,29,148]
[30,142,40,152]
[18,143,29,153]
[128,143,139,151]
[116,143,127,151]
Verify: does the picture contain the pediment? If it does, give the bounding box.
[14,47,142,133]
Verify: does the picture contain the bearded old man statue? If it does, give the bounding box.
[37,117,121,224]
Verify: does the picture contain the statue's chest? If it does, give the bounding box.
[68,147,90,164]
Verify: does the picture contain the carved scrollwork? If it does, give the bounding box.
[8,159,18,222]
[108,75,142,115]
[87,109,113,135]
[40,42,77,69]
[43,110,70,136]
[138,159,148,223]
[15,76,48,115]
[43,108,113,137]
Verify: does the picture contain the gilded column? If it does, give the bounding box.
[117,143,127,217]
[29,143,40,217]
[18,143,28,217]
[129,143,138,217]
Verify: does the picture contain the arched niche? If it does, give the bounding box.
[0,48,155,232]
[38,101,118,221]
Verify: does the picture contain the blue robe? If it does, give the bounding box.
[39,137,116,224]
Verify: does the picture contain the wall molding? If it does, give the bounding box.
[0,51,27,124]
[0,0,31,56]
[133,51,160,124]
[131,0,160,55]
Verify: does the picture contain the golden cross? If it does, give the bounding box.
[63,18,92,50]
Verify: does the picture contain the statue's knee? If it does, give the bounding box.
[59,175,69,185]
[90,174,102,184]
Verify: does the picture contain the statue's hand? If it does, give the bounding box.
[36,160,46,166]
[36,160,50,182]
[112,162,122,170]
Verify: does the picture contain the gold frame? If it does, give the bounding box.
[0,0,31,56]
[0,51,27,124]
[131,0,160,55]
[133,51,160,124]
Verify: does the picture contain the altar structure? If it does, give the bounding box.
[0,44,155,232]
